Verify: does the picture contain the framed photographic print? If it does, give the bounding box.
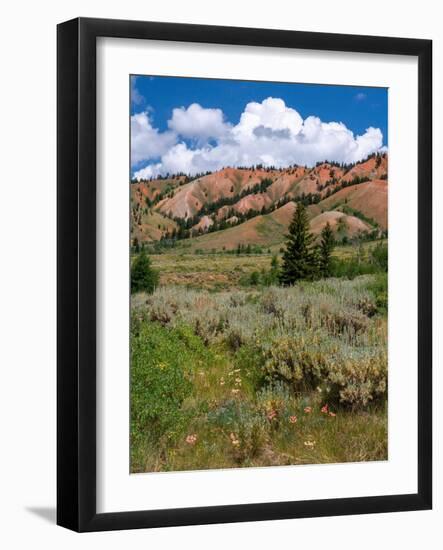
[57,17,432,531]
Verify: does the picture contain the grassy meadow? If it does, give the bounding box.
[130,242,388,473]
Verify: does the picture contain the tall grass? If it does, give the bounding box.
[131,274,387,472]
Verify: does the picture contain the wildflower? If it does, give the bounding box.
[321,404,329,414]
[304,440,316,448]
[267,409,277,421]
[289,415,298,424]
[231,388,240,395]
[329,411,336,417]
[185,434,197,445]
[304,406,312,414]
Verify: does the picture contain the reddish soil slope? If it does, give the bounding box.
[130,154,388,244]
[318,179,388,229]
[341,154,387,183]
[309,211,371,237]
[156,168,278,219]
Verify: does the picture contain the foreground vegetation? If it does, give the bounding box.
[131,271,388,472]
[130,200,388,473]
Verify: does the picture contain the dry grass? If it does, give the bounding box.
[143,240,386,290]
[157,400,387,472]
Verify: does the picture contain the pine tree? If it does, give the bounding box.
[131,249,159,294]
[318,222,335,277]
[279,202,316,285]
[267,254,280,285]
[271,254,279,271]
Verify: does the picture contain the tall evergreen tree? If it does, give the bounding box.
[318,222,335,277]
[131,249,159,294]
[279,202,315,285]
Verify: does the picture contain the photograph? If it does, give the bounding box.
[129,75,389,473]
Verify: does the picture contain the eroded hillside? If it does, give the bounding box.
[131,153,388,249]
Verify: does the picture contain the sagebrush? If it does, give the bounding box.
[131,274,387,472]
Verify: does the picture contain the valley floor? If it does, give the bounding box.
[140,240,385,291]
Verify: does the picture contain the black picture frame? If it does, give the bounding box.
[57,17,432,532]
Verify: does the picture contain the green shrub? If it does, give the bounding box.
[235,341,267,389]
[261,258,280,286]
[249,271,260,286]
[366,273,388,315]
[330,256,377,279]
[240,264,280,287]
[370,242,388,272]
[131,250,159,294]
[329,242,388,280]
[375,288,388,314]
[131,322,197,450]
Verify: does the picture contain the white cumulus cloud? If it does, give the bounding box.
[168,103,230,141]
[133,97,385,179]
[131,112,177,164]
[234,97,303,139]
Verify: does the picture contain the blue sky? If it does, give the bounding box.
[131,75,387,179]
